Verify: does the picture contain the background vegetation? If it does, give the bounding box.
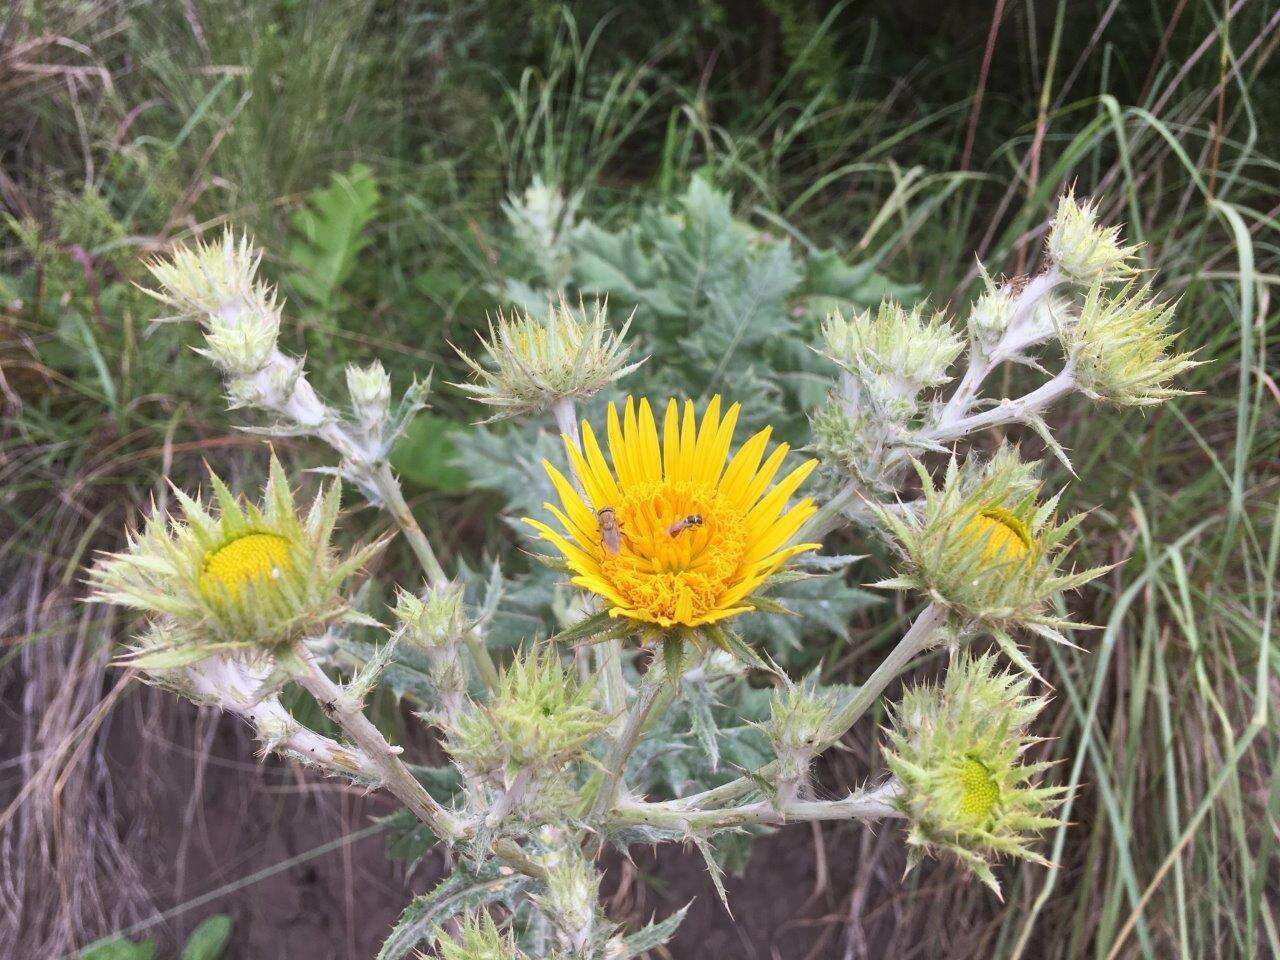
[2,1,1277,957]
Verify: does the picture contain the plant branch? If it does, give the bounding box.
[612,782,904,831]
[913,366,1077,450]
[937,267,1064,426]
[589,673,664,821]
[670,603,949,810]
[289,643,465,842]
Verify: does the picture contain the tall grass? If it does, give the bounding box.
[2,1,1276,957]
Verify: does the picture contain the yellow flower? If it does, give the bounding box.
[199,532,293,601]
[959,507,1033,568]
[525,396,819,631]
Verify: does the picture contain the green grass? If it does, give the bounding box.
[2,1,1277,957]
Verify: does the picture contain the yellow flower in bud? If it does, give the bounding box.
[90,457,382,668]
[198,532,293,601]
[873,447,1109,679]
[884,653,1064,897]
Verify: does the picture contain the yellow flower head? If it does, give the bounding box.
[525,396,819,632]
[90,457,382,669]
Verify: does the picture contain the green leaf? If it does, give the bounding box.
[613,905,690,959]
[376,863,527,960]
[662,634,685,682]
[180,915,232,960]
[287,162,379,312]
[81,938,155,960]
[390,414,472,493]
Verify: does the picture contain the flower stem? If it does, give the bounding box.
[612,782,903,831]
[290,644,464,842]
[588,673,664,821]
[369,462,500,692]
[672,602,948,810]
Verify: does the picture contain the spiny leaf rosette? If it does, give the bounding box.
[525,395,820,651]
[873,447,1109,679]
[90,457,380,669]
[883,653,1065,896]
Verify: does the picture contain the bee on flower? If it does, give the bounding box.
[523,395,820,658]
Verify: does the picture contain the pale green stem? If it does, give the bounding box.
[672,602,948,810]
[290,643,464,841]
[370,461,501,692]
[612,782,903,831]
[589,673,664,821]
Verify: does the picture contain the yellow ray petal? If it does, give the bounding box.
[719,426,772,498]
[733,442,790,511]
[636,397,662,481]
[746,460,818,531]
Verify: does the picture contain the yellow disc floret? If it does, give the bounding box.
[199,532,293,601]
[526,396,819,630]
[961,507,1033,566]
[956,754,1000,824]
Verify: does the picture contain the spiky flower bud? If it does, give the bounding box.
[872,447,1109,678]
[531,846,602,952]
[503,176,580,290]
[883,652,1064,896]
[821,302,963,418]
[427,912,525,960]
[441,647,606,784]
[1046,192,1138,283]
[763,675,836,800]
[452,299,642,421]
[142,231,282,376]
[809,391,894,487]
[967,283,1017,351]
[346,359,392,430]
[393,583,467,649]
[1062,282,1196,406]
[90,457,381,665]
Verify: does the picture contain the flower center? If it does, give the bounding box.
[199,532,293,601]
[596,480,748,627]
[956,754,1000,824]
[961,507,1033,567]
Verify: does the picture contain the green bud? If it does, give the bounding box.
[821,302,963,418]
[764,675,836,792]
[142,231,281,375]
[452,299,643,421]
[345,360,392,430]
[1063,282,1197,406]
[1046,192,1138,283]
[441,647,606,782]
[393,584,467,649]
[428,912,525,960]
[883,652,1063,897]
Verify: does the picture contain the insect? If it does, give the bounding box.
[667,514,704,537]
[597,507,622,555]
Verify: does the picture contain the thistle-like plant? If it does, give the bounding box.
[90,182,1191,958]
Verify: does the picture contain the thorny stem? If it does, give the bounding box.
[671,603,948,811]
[369,461,501,693]
[936,267,1064,427]
[290,643,465,842]
[913,366,1077,449]
[613,782,904,831]
[589,673,665,822]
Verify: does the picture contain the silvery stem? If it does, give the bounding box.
[670,603,948,811]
